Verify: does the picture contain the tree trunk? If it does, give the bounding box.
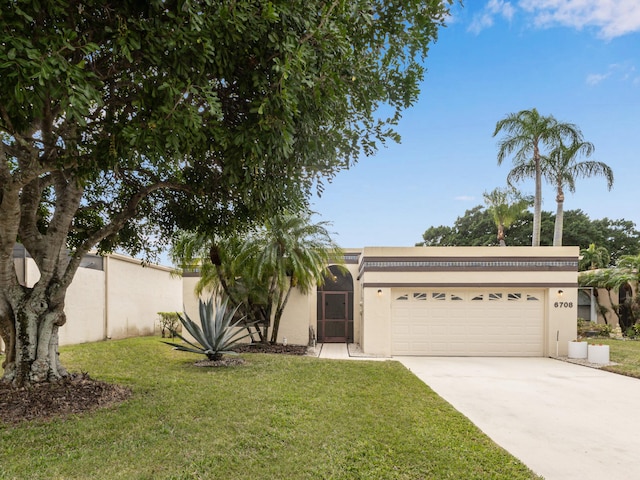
[497,223,506,247]
[270,277,294,344]
[532,143,542,247]
[553,187,565,246]
[2,284,68,386]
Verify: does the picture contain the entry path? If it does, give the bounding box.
[396,357,640,480]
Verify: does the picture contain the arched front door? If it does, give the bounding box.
[317,265,354,343]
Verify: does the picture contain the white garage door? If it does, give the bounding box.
[392,290,544,356]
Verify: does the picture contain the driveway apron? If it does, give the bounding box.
[396,357,640,480]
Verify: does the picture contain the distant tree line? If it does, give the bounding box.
[417,208,639,267]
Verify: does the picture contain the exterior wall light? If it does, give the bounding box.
[557,289,564,297]
[377,289,383,297]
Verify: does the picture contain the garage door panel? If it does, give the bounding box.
[391,289,544,356]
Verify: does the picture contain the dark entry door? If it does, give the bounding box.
[318,291,351,343]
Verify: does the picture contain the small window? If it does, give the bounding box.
[396,294,409,301]
[413,293,427,301]
[471,294,484,301]
[508,293,522,301]
[527,294,540,301]
[489,293,503,301]
[450,294,463,301]
[432,292,446,301]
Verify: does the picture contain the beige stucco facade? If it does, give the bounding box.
[8,245,579,359]
[355,246,579,357]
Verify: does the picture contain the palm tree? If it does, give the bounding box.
[482,187,533,246]
[544,141,613,246]
[171,212,343,344]
[242,213,343,343]
[494,108,583,246]
[579,243,610,271]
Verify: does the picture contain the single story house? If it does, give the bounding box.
[10,244,579,358]
[185,246,579,357]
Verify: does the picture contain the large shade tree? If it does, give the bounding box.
[0,0,453,385]
[493,108,584,246]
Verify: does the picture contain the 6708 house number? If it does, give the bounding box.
[554,302,573,308]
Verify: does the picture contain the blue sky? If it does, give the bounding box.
[310,0,640,248]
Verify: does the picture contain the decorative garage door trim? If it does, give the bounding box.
[359,256,577,276]
[391,289,545,357]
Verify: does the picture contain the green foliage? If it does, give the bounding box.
[579,244,610,271]
[156,312,180,338]
[483,187,533,245]
[172,212,343,344]
[163,297,251,361]
[577,319,612,337]
[0,0,455,381]
[420,208,640,261]
[494,108,585,246]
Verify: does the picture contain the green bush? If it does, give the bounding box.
[157,312,180,338]
[577,319,612,337]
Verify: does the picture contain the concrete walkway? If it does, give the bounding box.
[315,343,387,360]
[316,345,640,480]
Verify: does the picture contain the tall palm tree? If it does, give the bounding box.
[545,141,613,246]
[494,108,583,246]
[483,187,533,246]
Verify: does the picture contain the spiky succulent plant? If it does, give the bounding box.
[164,297,251,361]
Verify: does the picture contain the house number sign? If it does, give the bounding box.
[553,302,574,308]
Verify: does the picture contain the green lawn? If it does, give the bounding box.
[0,337,540,480]
[588,338,640,378]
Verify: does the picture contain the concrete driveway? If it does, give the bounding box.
[396,357,640,480]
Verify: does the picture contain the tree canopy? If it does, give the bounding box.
[0,0,453,385]
[418,208,640,265]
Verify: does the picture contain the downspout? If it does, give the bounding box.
[104,255,110,340]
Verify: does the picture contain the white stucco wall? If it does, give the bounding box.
[105,254,182,340]
[60,267,105,346]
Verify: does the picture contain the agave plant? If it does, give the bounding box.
[164,297,252,361]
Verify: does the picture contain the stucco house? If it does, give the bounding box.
[185,246,579,357]
[10,244,580,358]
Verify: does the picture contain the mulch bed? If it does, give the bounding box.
[231,343,309,355]
[0,373,132,425]
[0,343,308,425]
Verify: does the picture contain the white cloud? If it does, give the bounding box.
[468,13,494,34]
[488,0,516,21]
[586,72,611,85]
[586,63,638,86]
[519,0,640,39]
[468,0,515,34]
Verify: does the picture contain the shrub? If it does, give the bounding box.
[163,297,252,361]
[577,319,612,337]
[157,312,180,338]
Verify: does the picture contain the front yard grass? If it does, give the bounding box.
[588,338,640,378]
[0,337,540,479]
